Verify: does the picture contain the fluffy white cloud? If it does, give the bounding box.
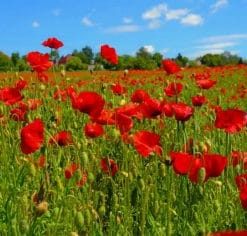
[143,45,155,54]
[200,34,247,43]
[105,24,141,33]
[180,14,203,26]
[165,8,189,20]
[142,3,167,20]
[142,3,203,28]
[32,21,40,28]
[210,0,228,13]
[81,17,94,27]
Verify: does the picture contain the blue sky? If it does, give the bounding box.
[1,0,247,58]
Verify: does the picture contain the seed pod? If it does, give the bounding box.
[70,232,79,236]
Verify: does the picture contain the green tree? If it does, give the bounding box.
[82,46,94,64]
[152,52,163,67]
[11,52,20,67]
[175,53,189,67]
[0,52,12,71]
[65,56,87,71]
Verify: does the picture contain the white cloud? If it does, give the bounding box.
[143,45,155,54]
[32,21,40,28]
[147,20,161,29]
[200,34,247,43]
[180,14,203,26]
[123,17,133,24]
[142,3,167,20]
[165,8,189,20]
[52,9,61,16]
[81,17,94,27]
[195,42,237,50]
[142,3,203,27]
[210,0,228,13]
[105,24,141,33]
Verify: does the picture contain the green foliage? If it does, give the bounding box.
[0,52,12,71]
[200,51,242,67]
[65,56,87,71]
[175,53,189,67]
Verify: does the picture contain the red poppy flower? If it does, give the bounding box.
[162,59,180,74]
[20,119,44,154]
[76,172,88,187]
[53,89,67,101]
[84,122,104,138]
[235,174,247,209]
[100,158,119,176]
[0,87,23,106]
[10,107,27,121]
[91,109,115,125]
[111,83,126,95]
[170,152,227,183]
[42,37,64,49]
[115,112,133,134]
[71,91,105,118]
[37,155,46,168]
[116,103,143,120]
[231,151,247,169]
[15,79,27,90]
[100,44,118,65]
[26,51,53,73]
[191,95,206,107]
[196,79,216,89]
[203,154,228,178]
[235,174,247,191]
[172,103,194,122]
[37,72,49,83]
[164,82,183,97]
[50,131,73,146]
[131,89,150,103]
[170,152,193,175]
[211,230,247,236]
[64,163,78,179]
[140,98,163,119]
[26,99,42,110]
[162,102,175,117]
[215,108,247,133]
[133,131,162,158]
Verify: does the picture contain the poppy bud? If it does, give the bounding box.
[84,209,92,225]
[75,211,84,229]
[159,163,166,177]
[98,205,106,217]
[39,84,46,91]
[36,201,48,215]
[70,232,79,236]
[198,167,206,184]
[137,178,145,191]
[29,163,36,177]
[60,69,66,77]
[82,152,89,166]
[20,219,29,234]
[119,99,126,106]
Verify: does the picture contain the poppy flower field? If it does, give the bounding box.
[0,38,247,235]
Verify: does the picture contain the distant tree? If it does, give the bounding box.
[136,47,152,59]
[11,52,20,67]
[65,56,86,71]
[152,52,163,67]
[175,53,189,67]
[0,52,12,71]
[82,46,94,64]
[17,58,29,71]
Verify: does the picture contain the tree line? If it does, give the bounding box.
[0,46,245,72]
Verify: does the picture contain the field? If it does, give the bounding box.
[0,65,247,236]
